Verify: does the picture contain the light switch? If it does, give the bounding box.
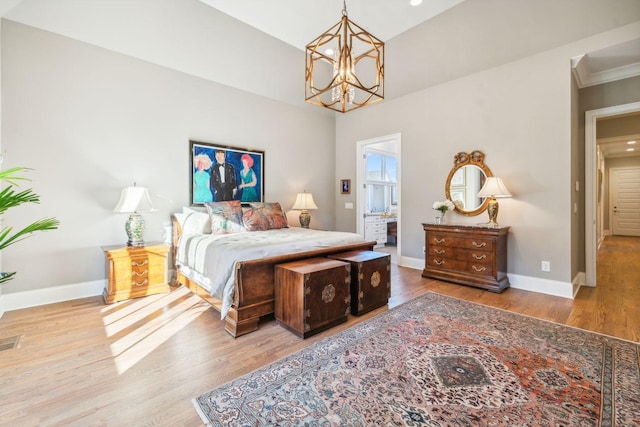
[345,202,353,209]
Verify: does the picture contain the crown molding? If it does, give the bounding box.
[572,54,640,89]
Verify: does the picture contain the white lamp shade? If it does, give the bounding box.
[291,193,318,210]
[477,177,512,199]
[113,186,155,213]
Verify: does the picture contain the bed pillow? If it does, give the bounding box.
[175,207,211,235]
[205,200,245,234]
[247,202,289,230]
[242,207,270,231]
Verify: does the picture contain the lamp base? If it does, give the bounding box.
[486,198,500,228]
[125,212,145,246]
[299,210,311,228]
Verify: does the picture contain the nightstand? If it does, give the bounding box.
[102,242,171,303]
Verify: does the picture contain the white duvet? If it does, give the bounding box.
[176,228,365,319]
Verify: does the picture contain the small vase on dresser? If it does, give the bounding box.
[421,222,509,293]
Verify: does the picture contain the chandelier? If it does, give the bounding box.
[305,1,384,113]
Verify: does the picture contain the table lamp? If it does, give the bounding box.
[291,192,318,228]
[476,177,511,227]
[113,184,156,246]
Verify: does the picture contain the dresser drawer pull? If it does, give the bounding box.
[434,259,445,265]
[472,254,487,260]
[132,279,148,287]
[434,238,445,244]
[434,249,446,255]
[132,270,148,277]
[472,265,487,272]
[132,260,149,267]
[471,241,487,248]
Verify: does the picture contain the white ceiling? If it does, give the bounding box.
[197,0,465,50]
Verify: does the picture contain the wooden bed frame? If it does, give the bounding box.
[171,215,375,337]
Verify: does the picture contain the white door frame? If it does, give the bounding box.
[585,101,640,286]
[356,133,401,259]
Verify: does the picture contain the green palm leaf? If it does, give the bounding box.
[0,166,59,285]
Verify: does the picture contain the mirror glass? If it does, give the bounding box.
[445,151,493,216]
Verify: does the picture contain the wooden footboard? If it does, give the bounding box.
[171,214,375,337]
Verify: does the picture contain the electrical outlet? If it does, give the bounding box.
[541,261,550,272]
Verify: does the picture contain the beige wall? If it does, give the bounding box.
[1,20,335,294]
[597,115,640,138]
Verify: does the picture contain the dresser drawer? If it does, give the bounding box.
[429,246,492,262]
[429,233,494,252]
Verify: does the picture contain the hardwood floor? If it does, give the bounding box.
[0,235,638,426]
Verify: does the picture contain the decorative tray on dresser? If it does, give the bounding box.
[421,223,510,293]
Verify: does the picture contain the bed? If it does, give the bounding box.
[171,203,375,337]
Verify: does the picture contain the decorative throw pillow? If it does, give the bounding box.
[242,207,270,231]
[248,202,289,230]
[205,201,245,234]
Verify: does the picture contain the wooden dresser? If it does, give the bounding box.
[421,223,510,293]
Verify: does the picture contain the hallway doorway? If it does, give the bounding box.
[585,101,640,286]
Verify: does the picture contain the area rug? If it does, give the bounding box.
[193,292,640,426]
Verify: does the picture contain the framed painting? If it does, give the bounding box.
[190,140,264,206]
[340,179,351,194]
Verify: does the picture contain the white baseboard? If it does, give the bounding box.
[508,273,574,299]
[399,256,423,270]
[0,288,4,318]
[1,279,105,313]
[572,271,586,297]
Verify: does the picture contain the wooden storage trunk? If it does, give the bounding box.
[274,257,351,338]
[328,250,391,315]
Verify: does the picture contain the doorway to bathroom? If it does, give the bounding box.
[356,133,401,265]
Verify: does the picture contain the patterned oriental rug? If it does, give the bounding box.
[193,292,640,426]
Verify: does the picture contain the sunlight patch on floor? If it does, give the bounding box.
[101,287,209,375]
[102,288,190,337]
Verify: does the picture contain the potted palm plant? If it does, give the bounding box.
[0,166,59,284]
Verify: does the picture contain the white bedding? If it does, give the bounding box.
[176,228,365,319]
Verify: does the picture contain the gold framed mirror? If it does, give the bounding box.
[445,150,493,216]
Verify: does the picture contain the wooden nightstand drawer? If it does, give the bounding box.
[102,243,171,303]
